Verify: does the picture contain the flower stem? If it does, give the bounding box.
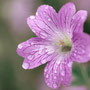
[79,64,90,90]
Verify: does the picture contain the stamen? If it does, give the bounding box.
[56,33,72,53]
[61,46,72,52]
[57,40,65,46]
[59,40,65,46]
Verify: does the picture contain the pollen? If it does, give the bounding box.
[57,36,72,53]
[61,45,72,52]
[59,40,65,46]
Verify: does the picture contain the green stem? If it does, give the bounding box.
[79,64,90,90]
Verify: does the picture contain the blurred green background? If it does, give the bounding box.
[0,0,90,90]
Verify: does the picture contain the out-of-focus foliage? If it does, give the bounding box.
[0,0,90,90]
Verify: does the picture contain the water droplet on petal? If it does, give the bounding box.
[44,68,47,72]
[68,62,73,67]
[18,44,23,49]
[40,32,47,37]
[47,83,50,86]
[46,74,49,78]
[32,29,36,33]
[74,53,76,56]
[54,70,57,73]
[82,50,85,53]
[56,57,63,65]
[41,59,46,64]
[53,83,57,88]
[81,16,84,19]
[30,42,34,45]
[30,16,35,19]
[54,76,57,79]
[38,47,43,54]
[36,12,38,16]
[22,62,29,69]
[27,55,33,60]
[48,18,51,21]
[89,53,90,57]
[46,46,55,54]
[45,6,48,9]
[56,60,61,65]
[47,50,54,54]
[61,71,65,76]
[60,64,63,70]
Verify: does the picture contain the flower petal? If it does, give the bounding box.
[17,37,56,69]
[44,59,61,89]
[27,5,60,40]
[60,61,72,86]
[58,2,76,31]
[71,10,88,33]
[71,32,90,63]
[44,56,72,89]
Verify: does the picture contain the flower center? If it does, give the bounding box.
[57,34,72,53]
[61,45,72,52]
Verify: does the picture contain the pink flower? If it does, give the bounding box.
[38,75,87,90]
[17,2,90,89]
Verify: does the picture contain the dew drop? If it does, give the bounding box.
[32,29,36,33]
[41,59,46,64]
[60,64,62,70]
[56,57,63,65]
[46,74,49,78]
[36,12,38,16]
[54,70,57,73]
[30,42,34,45]
[38,49,43,54]
[27,55,33,60]
[61,71,65,76]
[40,32,47,37]
[30,16,35,19]
[54,76,56,79]
[53,83,57,88]
[48,18,51,21]
[44,68,47,72]
[46,46,55,54]
[22,62,29,69]
[81,50,85,53]
[81,16,84,19]
[56,60,61,65]
[47,50,54,54]
[88,53,90,57]
[18,44,23,49]
[68,62,73,67]
[74,53,76,56]
[47,83,50,86]
[45,6,48,9]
